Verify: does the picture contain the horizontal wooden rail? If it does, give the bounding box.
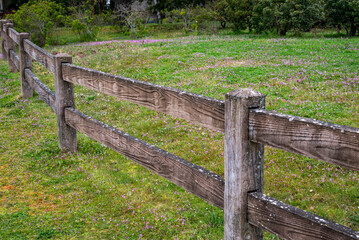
[248,192,359,240]
[23,39,55,73]
[9,50,19,70]
[64,107,225,208]
[24,68,56,112]
[249,109,359,171]
[62,64,225,131]
[8,28,20,44]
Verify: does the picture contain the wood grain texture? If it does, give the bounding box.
[224,89,265,240]
[1,40,7,61]
[64,107,225,209]
[62,64,225,131]
[0,20,9,61]
[9,50,20,70]
[4,23,17,73]
[23,39,55,73]
[19,33,33,98]
[1,20,9,32]
[8,28,20,44]
[24,69,56,112]
[249,109,359,171]
[54,54,76,151]
[248,192,359,240]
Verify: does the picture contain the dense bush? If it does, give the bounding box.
[67,0,101,42]
[7,0,65,46]
[225,0,254,31]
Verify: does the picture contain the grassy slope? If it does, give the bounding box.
[0,32,358,239]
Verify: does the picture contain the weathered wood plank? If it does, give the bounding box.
[62,64,225,131]
[64,107,225,208]
[224,89,265,240]
[23,39,55,73]
[8,28,20,45]
[24,69,56,112]
[249,109,359,171]
[248,192,359,240]
[9,50,20,70]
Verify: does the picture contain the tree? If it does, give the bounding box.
[225,0,254,31]
[5,0,29,10]
[115,0,153,37]
[214,0,229,28]
[251,0,322,35]
[288,0,323,33]
[150,0,208,13]
[251,0,276,33]
[251,0,291,35]
[324,0,359,36]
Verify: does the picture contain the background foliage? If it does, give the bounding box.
[6,0,65,46]
[4,0,359,44]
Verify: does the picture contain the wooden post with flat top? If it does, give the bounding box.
[54,53,77,151]
[19,33,33,98]
[224,89,265,240]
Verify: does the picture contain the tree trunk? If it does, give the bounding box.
[345,26,349,36]
[336,25,341,34]
[349,22,357,36]
[279,26,287,36]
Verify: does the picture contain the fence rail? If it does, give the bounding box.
[62,63,226,131]
[9,49,19,69]
[249,109,359,171]
[23,39,56,73]
[247,192,358,240]
[8,27,20,44]
[65,107,226,208]
[24,68,56,112]
[1,19,358,240]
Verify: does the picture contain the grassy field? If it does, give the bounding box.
[0,29,358,239]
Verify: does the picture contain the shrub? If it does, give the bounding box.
[7,0,65,46]
[67,0,101,42]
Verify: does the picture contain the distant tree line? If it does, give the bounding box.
[151,0,359,36]
[149,0,359,36]
[5,0,359,37]
[216,0,359,36]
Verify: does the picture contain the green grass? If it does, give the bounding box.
[1,30,359,239]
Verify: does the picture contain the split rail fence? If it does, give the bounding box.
[1,19,358,239]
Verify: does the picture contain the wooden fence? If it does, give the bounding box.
[1,19,358,240]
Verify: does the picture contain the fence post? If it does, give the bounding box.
[19,33,33,98]
[4,23,17,73]
[54,53,77,151]
[0,19,10,61]
[224,89,265,240]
